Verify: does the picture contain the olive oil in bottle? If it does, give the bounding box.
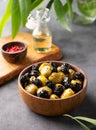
[32,8,52,53]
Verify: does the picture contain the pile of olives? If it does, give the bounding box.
[20,62,84,99]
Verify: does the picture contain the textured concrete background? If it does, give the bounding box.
[0,1,96,130]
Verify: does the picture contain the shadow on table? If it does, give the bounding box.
[71,94,96,117]
[30,94,96,129]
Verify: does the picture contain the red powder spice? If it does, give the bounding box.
[6,45,23,52]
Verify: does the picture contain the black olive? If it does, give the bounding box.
[37,86,52,98]
[61,63,71,69]
[49,62,57,72]
[24,72,30,78]
[32,78,42,87]
[37,90,49,98]
[62,77,71,88]
[61,63,71,74]
[52,66,57,72]
[74,72,84,81]
[46,80,55,90]
[53,84,64,96]
[49,62,57,67]
[29,70,39,77]
[63,63,71,69]
[67,83,73,89]
[71,83,82,93]
[31,64,39,70]
[20,72,30,87]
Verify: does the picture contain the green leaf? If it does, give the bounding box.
[30,0,44,11]
[73,118,90,130]
[66,0,73,21]
[19,0,44,26]
[46,0,54,10]
[63,3,68,14]
[54,0,71,31]
[75,116,96,126]
[12,0,21,38]
[64,114,90,130]
[19,0,32,26]
[0,0,12,36]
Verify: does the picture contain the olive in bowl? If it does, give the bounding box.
[1,41,27,63]
[18,61,88,116]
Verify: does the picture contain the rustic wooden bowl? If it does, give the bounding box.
[18,61,88,116]
[1,41,27,63]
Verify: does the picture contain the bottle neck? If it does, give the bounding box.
[36,21,50,34]
[37,20,48,28]
[33,19,51,37]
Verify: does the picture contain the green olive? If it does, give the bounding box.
[69,69,75,79]
[57,66,61,72]
[39,63,52,71]
[29,76,35,83]
[58,72,65,79]
[61,88,75,99]
[40,65,52,77]
[25,84,38,95]
[55,83,65,88]
[37,75,47,86]
[71,79,82,85]
[49,72,65,84]
[50,94,59,99]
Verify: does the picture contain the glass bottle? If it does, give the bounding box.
[72,0,96,24]
[77,0,96,23]
[32,8,52,53]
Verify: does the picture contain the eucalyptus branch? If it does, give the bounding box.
[46,0,54,10]
[64,114,96,130]
[0,0,96,38]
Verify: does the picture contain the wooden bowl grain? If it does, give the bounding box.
[18,61,88,116]
[1,41,27,63]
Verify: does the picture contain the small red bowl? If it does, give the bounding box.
[1,41,27,63]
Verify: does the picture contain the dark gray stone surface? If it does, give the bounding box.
[0,1,96,130]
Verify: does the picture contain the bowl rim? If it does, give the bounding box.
[1,41,27,54]
[18,60,88,101]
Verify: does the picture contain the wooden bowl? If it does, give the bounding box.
[1,41,27,63]
[18,61,88,116]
